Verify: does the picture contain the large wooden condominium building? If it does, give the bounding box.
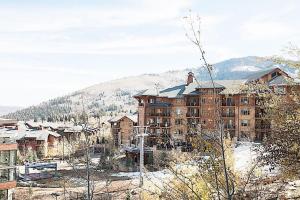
[134,68,294,147]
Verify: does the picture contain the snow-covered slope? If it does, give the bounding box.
[4,56,297,121]
[231,65,261,72]
[0,106,22,116]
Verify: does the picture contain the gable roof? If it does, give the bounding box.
[218,80,247,95]
[134,68,292,97]
[108,115,137,123]
[135,80,228,98]
[0,118,18,126]
[245,68,277,83]
[245,67,291,83]
[268,75,293,86]
[160,84,186,98]
[0,129,61,141]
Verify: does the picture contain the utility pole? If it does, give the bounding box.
[134,126,149,187]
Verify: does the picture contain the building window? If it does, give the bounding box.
[156,118,161,123]
[201,98,206,104]
[240,97,249,104]
[225,98,234,106]
[215,98,220,104]
[241,108,250,115]
[149,98,155,104]
[271,71,279,78]
[193,108,198,114]
[176,108,182,115]
[175,119,182,125]
[241,120,249,127]
[175,129,183,135]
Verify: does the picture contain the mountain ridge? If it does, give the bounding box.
[3,56,297,121]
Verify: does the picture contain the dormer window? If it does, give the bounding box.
[271,71,279,78]
[149,98,155,104]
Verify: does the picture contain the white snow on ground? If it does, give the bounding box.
[111,171,141,178]
[234,142,257,174]
[231,65,260,72]
[112,170,171,180]
[112,169,174,193]
[234,142,279,177]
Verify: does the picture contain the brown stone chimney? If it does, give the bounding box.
[186,72,194,85]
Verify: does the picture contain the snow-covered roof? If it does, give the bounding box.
[63,125,82,133]
[268,75,293,86]
[219,80,247,95]
[245,68,277,83]
[0,129,61,141]
[135,79,247,97]
[135,68,294,97]
[0,118,18,125]
[108,115,137,123]
[25,121,74,129]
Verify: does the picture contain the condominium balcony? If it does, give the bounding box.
[224,124,235,129]
[147,112,170,117]
[255,113,266,118]
[186,113,200,118]
[160,123,171,128]
[148,102,172,107]
[255,125,271,129]
[148,123,160,128]
[148,123,171,128]
[161,113,171,117]
[221,102,235,106]
[221,113,235,117]
[186,102,200,106]
[148,113,160,117]
[148,131,160,136]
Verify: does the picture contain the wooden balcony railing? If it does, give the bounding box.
[255,125,270,129]
[222,102,235,106]
[224,124,235,129]
[186,102,200,106]
[222,113,235,117]
[186,113,200,118]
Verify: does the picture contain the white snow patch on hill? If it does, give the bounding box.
[231,65,261,72]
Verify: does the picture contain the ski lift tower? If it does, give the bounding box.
[134,126,149,187]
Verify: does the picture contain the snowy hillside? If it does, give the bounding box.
[3,56,297,121]
[231,65,261,72]
[0,106,22,116]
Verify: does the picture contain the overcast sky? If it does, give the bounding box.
[1,0,299,107]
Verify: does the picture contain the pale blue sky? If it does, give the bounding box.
[1,0,299,107]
